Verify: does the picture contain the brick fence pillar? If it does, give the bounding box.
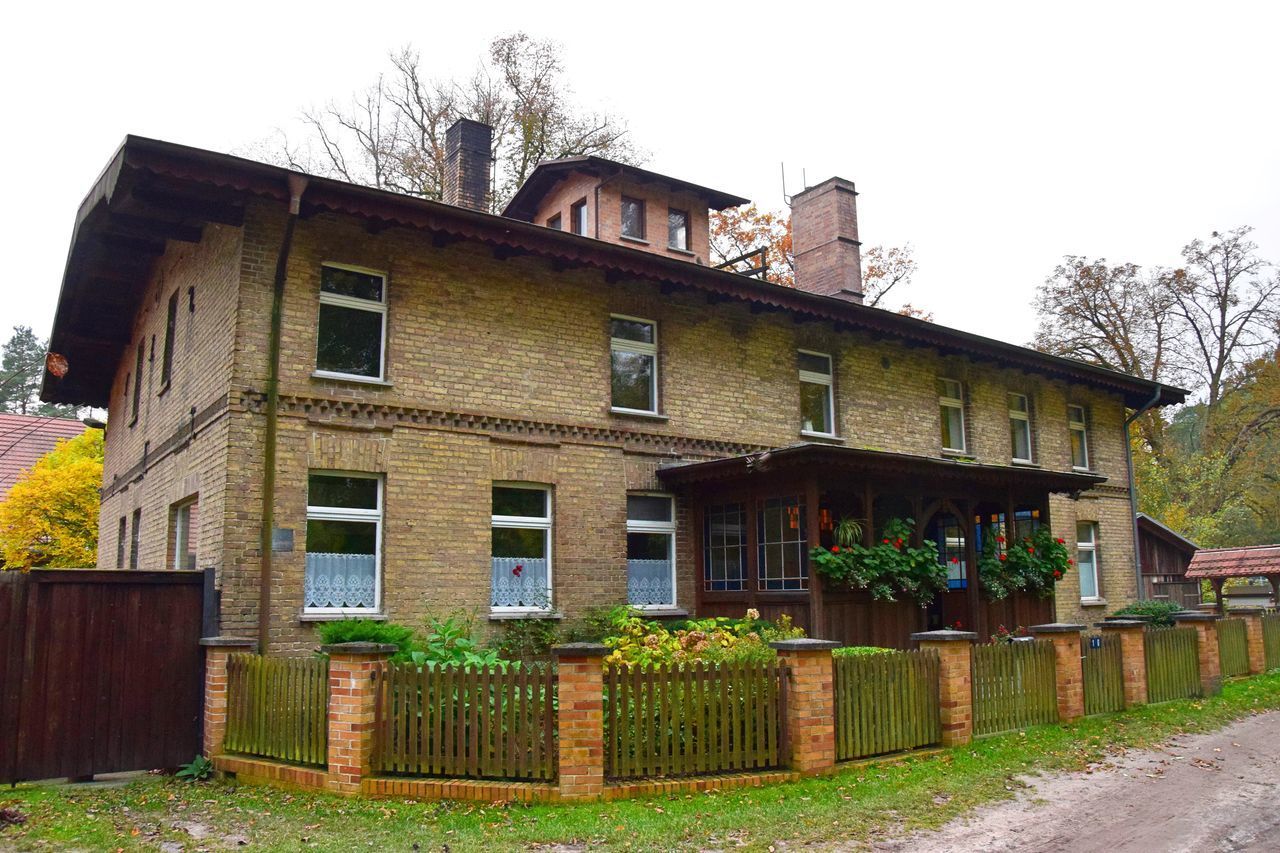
[552,643,608,801]
[322,642,396,795]
[1099,620,1147,707]
[770,639,840,774]
[1172,611,1222,697]
[1233,608,1267,675]
[912,630,977,747]
[199,637,256,758]
[1030,623,1087,723]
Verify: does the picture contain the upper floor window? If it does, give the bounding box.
[305,472,381,613]
[316,264,387,381]
[704,502,747,592]
[546,213,562,230]
[160,290,178,390]
[1068,405,1090,470]
[667,209,689,250]
[571,199,588,235]
[129,507,141,570]
[937,378,966,452]
[798,351,835,436]
[1077,522,1101,601]
[116,516,127,569]
[130,342,144,425]
[620,196,645,240]
[492,484,552,611]
[1008,393,1033,462]
[170,498,198,570]
[610,316,658,414]
[627,494,676,608]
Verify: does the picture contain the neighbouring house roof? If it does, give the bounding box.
[1137,513,1199,555]
[42,135,1189,410]
[1185,545,1280,579]
[0,413,86,498]
[657,442,1106,494]
[502,156,751,221]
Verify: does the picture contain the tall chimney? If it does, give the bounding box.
[791,177,864,303]
[443,118,493,211]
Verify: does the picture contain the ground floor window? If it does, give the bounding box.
[758,496,808,591]
[934,513,967,589]
[170,498,198,570]
[1077,522,1101,600]
[704,503,747,591]
[491,484,552,610]
[305,472,381,612]
[627,494,676,607]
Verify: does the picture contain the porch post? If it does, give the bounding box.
[199,637,256,759]
[322,641,397,795]
[1099,620,1147,708]
[1030,623,1086,723]
[1172,611,1222,696]
[1233,607,1267,675]
[770,638,839,774]
[552,643,608,800]
[806,479,824,638]
[912,629,977,746]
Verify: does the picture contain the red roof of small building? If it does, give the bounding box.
[0,413,87,499]
[1185,545,1280,579]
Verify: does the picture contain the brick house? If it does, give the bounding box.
[41,120,1185,651]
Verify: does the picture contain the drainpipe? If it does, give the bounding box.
[1124,384,1163,602]
[258,174,309,653]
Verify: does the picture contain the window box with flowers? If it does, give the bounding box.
[809,517,949,605]
[977,525,1072,600]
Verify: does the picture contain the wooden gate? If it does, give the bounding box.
[0,569,208,784]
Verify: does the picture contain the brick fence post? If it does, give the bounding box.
[1030,623,1086,723]
[1172,611,1222,697]
[552,643,608,801]
[1099,620,1147,708]
[912,630,977,747]
[199,637,256,758]
[322,642,397,795]
[770,638,840,774]
[1233,607,1267,675]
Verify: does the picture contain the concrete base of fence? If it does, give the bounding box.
[1030,623,1086,723]
[1099,620,1148,707]
[1172,612,1222,697]
[364,776,558,803]
[912,630,976,747]
[213,754,328,791]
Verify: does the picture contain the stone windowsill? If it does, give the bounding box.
[609,407,670,421]
[299,611,388,622]
[800,431,844,444]
[488,610,564,621]
[619,235,649,246]
[310,371,394,388]
[1079,598,1108,607]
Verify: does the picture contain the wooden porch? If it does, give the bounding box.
[658,444,1105,648]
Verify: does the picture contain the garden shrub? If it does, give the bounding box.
[315,619,419,661]
[491,617,560,662]
[559,605,619,644]
[1113,599,1185,627]
[601,607,804,667]
[833,646,894,657]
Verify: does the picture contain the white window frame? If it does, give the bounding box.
[171,498,197,571]
[314,262,389,383]
[939,378,967,453]
[304,471,383,615]
[609,314,660,416]
[798,350,836,438]
[1009,393,1034,463]
[491,483,553,614]
[626,492,678,610]
[1068,405,1091,471]
[1077,521,1101,603]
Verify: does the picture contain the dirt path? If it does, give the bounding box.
[874,711,1280,853]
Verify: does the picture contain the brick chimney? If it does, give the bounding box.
[443,118,493,211]
[791,177,864,303]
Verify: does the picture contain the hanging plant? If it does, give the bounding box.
[978,525,1071,600]
[810,517,949,605]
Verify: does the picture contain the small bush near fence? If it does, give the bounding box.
[374,662,556,781]
[1217,618,1250,678]
[971,640,1057,737]
[834,648,940,761]
[1264,614,1280,671]
[1145,626,1201,703]
[1081,633,1124,716]
[1113,600,1182,627]
[604,660,786,780]
[225,654,328,767]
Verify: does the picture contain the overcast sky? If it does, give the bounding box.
[3,1,1276,350]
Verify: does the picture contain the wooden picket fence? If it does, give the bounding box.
[1217,618,1250,679]
[224,654,329,767]
[373,662,556,781]
[1264,614,1280,671]
[1144,626,1201,703]
[1081,633,1124,716]
[971,640,1058,737]
[833,650,940,760]
[603,660,787,780]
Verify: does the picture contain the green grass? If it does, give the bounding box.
[5,672,1280,851]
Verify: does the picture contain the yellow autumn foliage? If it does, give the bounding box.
[0,429,103,569]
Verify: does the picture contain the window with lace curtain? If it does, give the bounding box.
[304,472,381,613]
[627,494,676,608]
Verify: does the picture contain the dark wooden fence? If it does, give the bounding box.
[1263,614,1280,672]
[604,660,787,780]
[225,654,329,767]
[1081,633,1124,716]
[971,640,1058,737]
[1144,626,1201,703]
[0,569,206,784]
[1217,618,1250,679]
[833,650,940,760]
[374,662,557,781]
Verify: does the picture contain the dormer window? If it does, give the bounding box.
[546,213,562,230]
[668,209,689,251]
[571,199,588,235]
[620,196,646,241]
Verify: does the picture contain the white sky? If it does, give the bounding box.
[2,1,1277,349]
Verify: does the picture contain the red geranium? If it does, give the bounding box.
[831,545,840,553]
[999,554,1007,562]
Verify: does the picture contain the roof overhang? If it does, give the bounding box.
[657,443,1107,495]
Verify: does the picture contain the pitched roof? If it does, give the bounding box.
[1136,512,1199,554]
[0,413,87,498]
[1185,545,1280,579]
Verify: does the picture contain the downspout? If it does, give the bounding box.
[1124,384,1163,602]
[258,174,309,653]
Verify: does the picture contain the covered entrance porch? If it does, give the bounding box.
[658,444,1104,648]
